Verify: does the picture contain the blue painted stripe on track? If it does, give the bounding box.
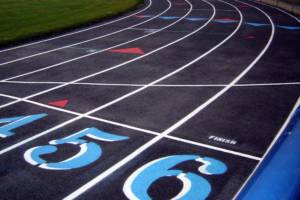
[137,15,300,30]
[237,102,300,200]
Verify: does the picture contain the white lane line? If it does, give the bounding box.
[254,0,300,23]
[165,135,261,160]
[0,0,197,149]
[0,92,260,161]
[0,0,152,54]
[0,0,179,82]
[233,97,300,199]
[3,80,300,87]
[63,0,242,198]
[0,0,170,66]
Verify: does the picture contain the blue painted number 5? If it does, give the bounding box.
[24,127,128,170]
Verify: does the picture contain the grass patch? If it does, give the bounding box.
[0,0,143,46]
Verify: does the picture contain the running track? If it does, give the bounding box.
[0,0,299,199]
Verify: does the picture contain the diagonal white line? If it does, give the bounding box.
[3,80,300,87]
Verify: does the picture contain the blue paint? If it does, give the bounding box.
[160,16,179,20]
[213,19,238,24]
[123,155,227,199]
[0,113,47,138]
[186,17,206,21]
[245,22,269,27]
[25,127,128,170]
[277,25,300,30]
[139,15,300,31]
[237,103,300,200]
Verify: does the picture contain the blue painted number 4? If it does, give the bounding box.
[24,127,128,170]
[0,114,47,138]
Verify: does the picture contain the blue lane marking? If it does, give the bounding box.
[214,19,239,23]
[237,100,300,200]
[245,22,269,27]
[160,16,179,20]
[186,17,207,21]
[277,25,300,30]
[137,15,300,30]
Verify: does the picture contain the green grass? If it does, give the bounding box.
[0,0,143,46]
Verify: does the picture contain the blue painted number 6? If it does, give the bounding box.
[24,127,128,170]
[123,155,227,200]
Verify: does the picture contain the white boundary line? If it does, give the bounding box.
[0,0,152,54]
[64,0,276,198]
[0,0,171,67]
[0,92,261,161]
[233,97,300,199]
[3,80,300,87]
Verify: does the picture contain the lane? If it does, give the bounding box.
[0,0,171,80]
[0,0,154,62]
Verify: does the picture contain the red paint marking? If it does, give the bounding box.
[108,48,144,55]
[246,35,256,39]
[48,99,69,108]
[135,15,144,18]
[175,3,186,5]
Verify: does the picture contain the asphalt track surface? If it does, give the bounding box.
[0,0,299,199]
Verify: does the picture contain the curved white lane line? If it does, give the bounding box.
[0,0,171,66]
[0,0,152,54]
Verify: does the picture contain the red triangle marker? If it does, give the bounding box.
[48,99,69,108]
[108,48,144,55]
